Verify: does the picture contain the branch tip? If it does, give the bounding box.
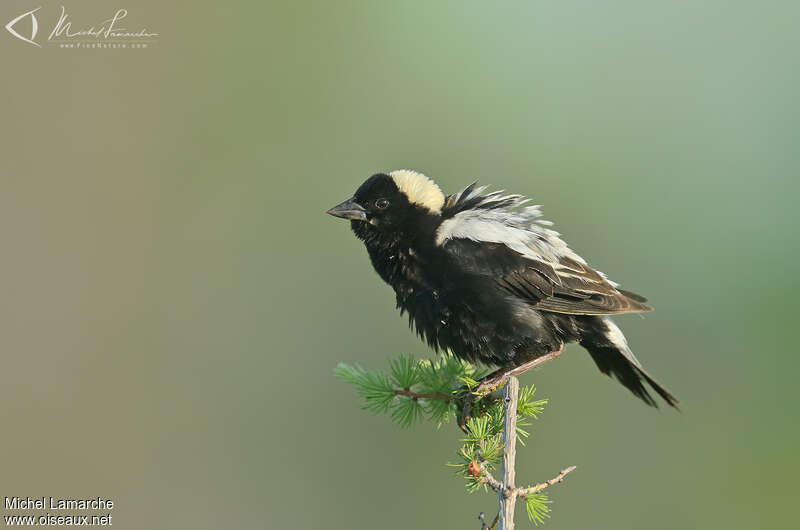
[517,465,578,498]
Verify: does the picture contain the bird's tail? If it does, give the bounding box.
[580,317,679,409]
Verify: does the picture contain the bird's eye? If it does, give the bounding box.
[375,198,390,209]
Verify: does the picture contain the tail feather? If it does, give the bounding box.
[580,317,679,409]
[582,344,679,409]
[636,363,680,408]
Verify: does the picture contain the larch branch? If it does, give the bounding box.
[478,463,503,492]
[480,464,577,498]
[516,466,577,498]
[393,388,452,401]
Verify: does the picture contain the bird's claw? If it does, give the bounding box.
[456,376,508,433]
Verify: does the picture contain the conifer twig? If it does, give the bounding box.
[478,511,498,530]
[393,388,452,401]
[477,464,576,498]
[477,462,503,492]
[516,467,577,497]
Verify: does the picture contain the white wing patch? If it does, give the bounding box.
[436,186,575,262]
[389,170,445,213]
[435,183,618,285]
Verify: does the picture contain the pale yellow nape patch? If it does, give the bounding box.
[389,170,445,214]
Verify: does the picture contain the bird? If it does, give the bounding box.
[327,169,678,412]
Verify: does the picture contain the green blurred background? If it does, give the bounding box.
[1,1,798,528]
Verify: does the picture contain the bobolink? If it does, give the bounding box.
[328,170,677,412]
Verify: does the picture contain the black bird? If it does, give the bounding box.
[327,170,678,410]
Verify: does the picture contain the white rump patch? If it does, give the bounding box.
[389,170,445,214]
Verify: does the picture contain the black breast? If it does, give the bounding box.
[358,227,569,366]
[361,236,447,348]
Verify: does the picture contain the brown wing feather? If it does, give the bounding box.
[443,237,651,316]
[539,256,651,314]
[500,256,652,315]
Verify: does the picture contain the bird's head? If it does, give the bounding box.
[327,170,445,237]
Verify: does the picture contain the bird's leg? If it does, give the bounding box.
[457,345,564,432]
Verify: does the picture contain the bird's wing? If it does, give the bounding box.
[437,185,652,316]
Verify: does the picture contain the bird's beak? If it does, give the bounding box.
[326,198,367,221]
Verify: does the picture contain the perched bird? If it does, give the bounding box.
[327,170,677,409]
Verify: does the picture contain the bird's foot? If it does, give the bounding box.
[456,370,509,433]
[455,346,565,433]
